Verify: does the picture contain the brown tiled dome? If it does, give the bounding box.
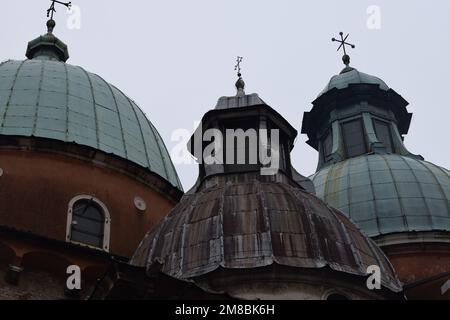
[131,173,402,293]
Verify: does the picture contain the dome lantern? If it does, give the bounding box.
[187,57,301,185]
[25,1,71,62]
[302,33,418,171]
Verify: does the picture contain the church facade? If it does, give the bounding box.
[0,14,448,300]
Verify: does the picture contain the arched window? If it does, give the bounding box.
[66,196,110,251]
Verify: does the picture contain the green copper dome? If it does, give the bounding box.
[318,68,389,97]
[0,59,182,190]
[311,154,450,237]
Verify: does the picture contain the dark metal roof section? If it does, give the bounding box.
[131,66,402,295]
[215,93,268,110]
[215,56,266,110]
[131,172,402,293]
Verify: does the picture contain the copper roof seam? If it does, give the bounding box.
[302,195,325,266]
[322,160,334,207]
[78,66,100,149]
[346,158,353,220]
[150,123,177,187]
[366,155,382,235]
[335,211,364,271]
[154,125,183,188]
[257,182,270,251]
[0,60,27,130]
[31,60,45,135]
[420,160,450,197]
[218,184,226,268]
[288,186,317,261]
[379,154,409,233]
[97,74,128,159]
[416,160,450,220]
[146,214,170,271]
[178,191,202,277]
[260,182,275,265]
[121,91,153,171]
[63,62,70,141]
[308,187,367,274]
[400,156,434,229]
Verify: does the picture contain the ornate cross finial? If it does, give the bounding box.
[47,0,72,21]
[332,32,355,67]
[235,56,243,77]
[234,56,245,96]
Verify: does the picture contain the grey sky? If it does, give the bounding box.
[1,0,449,189]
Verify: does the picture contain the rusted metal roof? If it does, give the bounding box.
[131,173,402,293]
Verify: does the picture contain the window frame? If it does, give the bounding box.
[66,195,111,252]
[320,128,333,160]
[373,118,394,153]
[341,118,367,158]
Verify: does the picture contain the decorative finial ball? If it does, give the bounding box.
[235,77,245,90]
[46,19,56,34]
[340,32,343,36]
[47,19,56,29]
[342,54,351,65]
[238,73,242,78]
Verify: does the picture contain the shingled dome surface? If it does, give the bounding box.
[0,59,182,190]
[311,154,450,237]
[131,177,402,293]
[318,68,389,97]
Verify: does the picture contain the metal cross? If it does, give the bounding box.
[332,32,355,56]
[47,0,72,20]
[234,56,243,77]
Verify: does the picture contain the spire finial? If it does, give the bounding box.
[332,32,356,69]
[235,56,243,77]
[46,0,72,33]
[234,56,245,96]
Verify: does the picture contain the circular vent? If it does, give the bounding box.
[134,197,147,213]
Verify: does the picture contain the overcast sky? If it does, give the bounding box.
[1,0,449,189]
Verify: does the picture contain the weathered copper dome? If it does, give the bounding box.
[318,68,389,98]
[131,172,402,293]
